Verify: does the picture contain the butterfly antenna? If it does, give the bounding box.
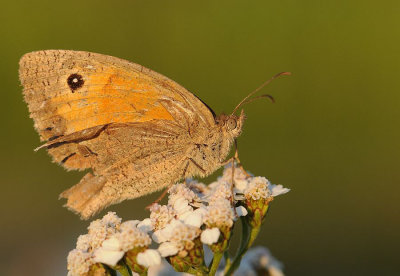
[231,71,291,115]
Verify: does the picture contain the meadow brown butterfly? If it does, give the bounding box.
[19,50,289,219]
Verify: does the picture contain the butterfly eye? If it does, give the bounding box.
[226,118,237,130]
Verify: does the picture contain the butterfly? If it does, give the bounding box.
[19,50,289,219]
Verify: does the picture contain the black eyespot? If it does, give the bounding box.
[67,73,84,92]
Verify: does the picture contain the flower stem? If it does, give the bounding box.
[223,251,231,271]
[105,266,118,276]
[224,216,257,275]
[209,251,223,276]
[186,266,208,276]
[247,226,261,250]
[115,261,133,276]
[224,217,249,275]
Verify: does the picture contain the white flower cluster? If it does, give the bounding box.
[221,166,290,201]
[67,212,155,276]
[67,165,290,275]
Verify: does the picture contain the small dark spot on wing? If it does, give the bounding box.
[67,73,84,92]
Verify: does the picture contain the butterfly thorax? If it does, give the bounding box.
[185,110,245,178]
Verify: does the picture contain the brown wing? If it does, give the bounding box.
[19,50,215,171]
[19,50,216,218]
[55,121,191,219]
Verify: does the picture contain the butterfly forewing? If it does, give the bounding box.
[19,50,215,141]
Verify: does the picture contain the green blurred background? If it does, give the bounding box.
[1,0,399,275]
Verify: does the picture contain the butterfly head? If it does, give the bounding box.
[216,110,246,139]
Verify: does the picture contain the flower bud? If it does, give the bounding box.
[167,237,206,273]
[124,246,148,275]
[243,177,273,228]
[86,263,110,276]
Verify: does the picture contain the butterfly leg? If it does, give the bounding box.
[233,139,251,177]
[221,140,250,177]
[188,158,206,174]
[146,186,172,209]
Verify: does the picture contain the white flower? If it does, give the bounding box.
[235,206,248,217]
[76,234,91,251]
[137,249,161,267]
[101,236,121,251]
[158,241,179,257]
[206,181,233,204]
[155,219,201,255]
[183,208,205,227]
[92,236,124,266]
[244,177,271,200]
[177,209,193,221]
[101,212,122,229]
[152,229,168,244]
[137,218,153,233]
[169,223,201,247]
[234,178,250,193]
[150,204,176,231]
[200,228,220,245]
[152,219,185,243]
[172,197,193,216]
[67,249,93,276]
[270,184,290,197]
[168,183,198,206]
[116,221,152,251]
[87,220,108,249]
[147,259,181,276]
[93,247,124,267]
[87,212,121,249]
[204,199,235,228]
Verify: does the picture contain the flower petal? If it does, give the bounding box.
[101,236,121,251]
[183,210,203,228]
[137,249,161,267]
[137,218,153,233]
[93,247,124,266]
[235,206,248,217]
[158,242,179,257]
[270,184,290,197]
[200,228,220,245]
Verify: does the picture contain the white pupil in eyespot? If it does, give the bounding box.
[73,78,78,83]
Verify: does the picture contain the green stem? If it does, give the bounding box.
[224,251,231,269]
[224,217,251,275]
[209,252,224,276]
[105,266,118,276]
[186,266,208,276]
[246,226,261,250]
[116,262,132,276]
[229,226,262,275]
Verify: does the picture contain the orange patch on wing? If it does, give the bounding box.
[49,68,174,134]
